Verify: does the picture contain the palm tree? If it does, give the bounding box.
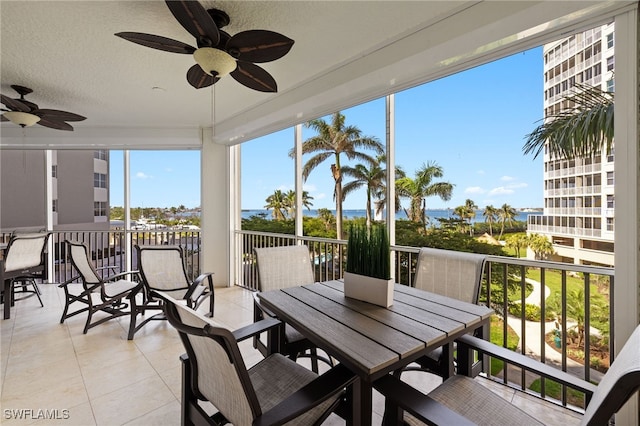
[527,233,555,260]
[342,156,386,231]
[292,112,383,239]
[396,162,453,227]
[523,83,614,159]
[264,190,287,221]
[317,208,335,232]
[283,190,314,219]
[483,205,499,236]
[505,233,528,257]
[497,203,517,240]
[455,199,477,236]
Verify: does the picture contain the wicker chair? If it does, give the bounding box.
[132,245,214,336]
[2,232,50,309]
[59,240,142,339]
[253,245,332,373]
[375,324,640,426]
[403,247,487,378]
[157,291,357,426]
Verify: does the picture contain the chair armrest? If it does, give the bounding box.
[185,272,214,301]
[253,292,276,318]
[104,270,140,282]
[456,334,597,396]
[253,363,357,426]
[58,275,81,287]
[232,317,281,343]
[373,374,475,426]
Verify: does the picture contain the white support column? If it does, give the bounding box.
[44,150,54,282]
[124,150,132,273]
[386,94,396,281]
[201,128,231,287]
[228,143,241,287]
[294,124,303,238]
[613,6,639,426]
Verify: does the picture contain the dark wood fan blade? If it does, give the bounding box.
[186,64,219,89]
[165,1,219,47]
[35,109,86,122]
[37,117,74,131]
[115,32,195,54]
[226,30,294,63]
[230,61,277,93]
[1,94,31,112]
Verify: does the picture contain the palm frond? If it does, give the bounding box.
[523,83,614,159]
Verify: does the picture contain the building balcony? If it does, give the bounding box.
[1,228,616,424]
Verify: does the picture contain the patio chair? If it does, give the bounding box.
[157,290,357,426]
[403,247,487,378]
[59,240,142,339]
[253,245,333,373]
[2,232,50,308]
[132,245,214,335]
[375,324,640,426]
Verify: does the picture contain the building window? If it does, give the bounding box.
[94,150,107,160]
[593,63,601,77]
[584,67,593,80]
[52,199,58,213]
[606,78,614,92]
[606,171,614,185]
[606,217,614,231]
[52,165,57,178]
[606,33,614,49]
[606,56,614,72]
[94,201,107,217]
[607,148,615,162]
[607,195,614,208]
[94,173,107,188]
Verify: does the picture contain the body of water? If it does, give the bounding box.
[242,208,538,223]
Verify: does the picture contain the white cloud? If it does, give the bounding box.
[135,172,152,179]
[488,187,514,196]
[506,182,528,189]
[464,186,485,194]
[165,167,173,173]
[477,170,485,175]
[303,183,317,192]
[315,193,327,200]
[501,175,515,182]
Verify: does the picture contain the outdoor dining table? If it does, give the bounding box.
[257,279,494,425]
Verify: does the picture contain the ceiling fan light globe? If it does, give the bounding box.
[3,111,40,127]
[193,48,237,77]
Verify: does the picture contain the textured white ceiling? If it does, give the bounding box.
[0,1,632,147]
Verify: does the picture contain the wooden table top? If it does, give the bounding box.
[258,280,493,380]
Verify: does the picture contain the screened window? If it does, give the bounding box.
[94,173,107,188]
[94,201,107,217]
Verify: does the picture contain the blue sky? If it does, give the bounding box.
[112,47,544,210]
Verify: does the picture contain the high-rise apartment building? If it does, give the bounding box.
[527,23,615,267]
[1,149,110,231]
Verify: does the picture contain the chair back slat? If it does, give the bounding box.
[414,247,486,304]
[581,325,640,425]
[255,245,314,291]
[67,241,101,285]
[163,294,258,425]
[4,233,49,272]
[137,246,190,292]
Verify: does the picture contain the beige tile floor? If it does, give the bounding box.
[1,284,582,425]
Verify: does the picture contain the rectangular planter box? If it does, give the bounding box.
[343,272,394,307]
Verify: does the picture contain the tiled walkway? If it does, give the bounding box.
[1,284,582,425]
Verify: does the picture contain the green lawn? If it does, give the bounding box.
[489,316,519,376]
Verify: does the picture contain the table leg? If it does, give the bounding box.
[3,279,10,319]
[351,377,373,425]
